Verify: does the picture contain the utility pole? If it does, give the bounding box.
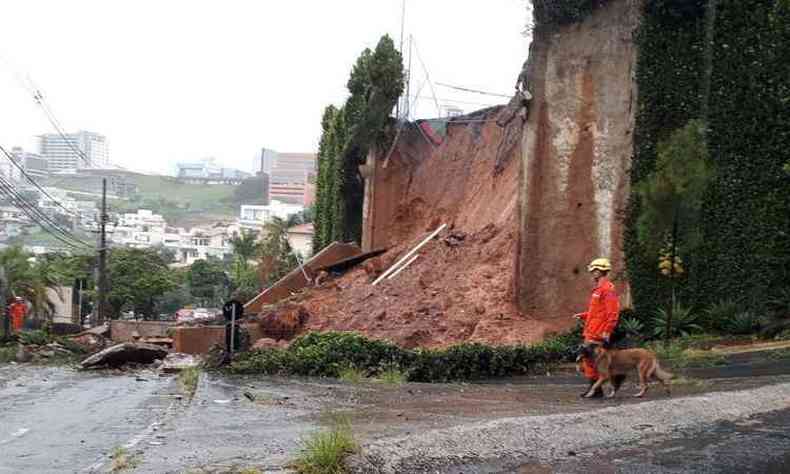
[396,0,406,120]
[96,178,108,324]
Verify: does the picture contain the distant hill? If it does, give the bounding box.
[43,171,246,227]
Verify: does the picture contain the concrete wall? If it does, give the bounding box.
[517,0,640,321]
[172,323,262,354]
[110,320,176,343]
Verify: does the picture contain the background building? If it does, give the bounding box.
[176,157,250,184]
[254,148,316,205]
[38,130,109,172]
[0,147,49,182]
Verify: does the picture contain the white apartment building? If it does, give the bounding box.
[107,209,238,266]
[239,200,303,230]
[38,130,109,172]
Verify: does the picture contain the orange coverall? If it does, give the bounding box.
[578,278,620,380]
[9,301,27,332]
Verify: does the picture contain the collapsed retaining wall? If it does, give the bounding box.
[517,0,640,323]
[251,0,641,346]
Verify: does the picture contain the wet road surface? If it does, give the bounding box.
[0,364,180,473]
[1,354,789,473]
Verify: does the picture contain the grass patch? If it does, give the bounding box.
[376,366,407,385]
[177,366,201,397]
[110,446,140,472]
[0,345,15,363]
[337,366,366,384]
[645,339,727,369]
[293,414,357,474]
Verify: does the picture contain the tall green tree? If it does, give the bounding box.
[187,258,228,306]
[258,217,298,286]
[106,248,176,320]
[636,119,713,343]
[313,34,404,250]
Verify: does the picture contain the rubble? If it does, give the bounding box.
[258,304,310,341]
[69,333,108,353]
[81,342,168,369]
[160,352,199,373]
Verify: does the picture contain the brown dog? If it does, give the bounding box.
[584,346,673,398]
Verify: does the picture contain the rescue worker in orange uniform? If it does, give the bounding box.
[573,258,620,398]
[9,297,27,333]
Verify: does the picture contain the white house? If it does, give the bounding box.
[239,200,303,230]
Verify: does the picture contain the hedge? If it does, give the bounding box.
[229,330,580,383]
[625,0,789,317]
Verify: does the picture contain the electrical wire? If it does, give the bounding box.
[435,82,512,98]
[0,143,79,216]
[0,183,91,251]
[0,174,93,249]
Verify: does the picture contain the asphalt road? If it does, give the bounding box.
[0,365,179,473]
[2,355,790,473]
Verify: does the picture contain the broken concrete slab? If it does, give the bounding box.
[80,342,168,369]
[244,242,362,314]
[69,333,107,353]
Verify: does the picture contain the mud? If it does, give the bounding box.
[291,108,568,348]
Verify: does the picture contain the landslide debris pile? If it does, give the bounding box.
[257,111,562,348]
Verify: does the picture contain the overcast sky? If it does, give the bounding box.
[0,1,530,175]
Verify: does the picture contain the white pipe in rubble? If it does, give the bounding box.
[387,254,419,280]
[372,223,446,286]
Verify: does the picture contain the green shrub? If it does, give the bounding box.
[652,302,702,338]
[0,345,15,363]
[723,311,766,335]
[619,317,645,338]
[703,300,739,332]
[767,288,790,316]
[230,331,578,383]
[18,330,52,346]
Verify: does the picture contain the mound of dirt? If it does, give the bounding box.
[290,110,565,348]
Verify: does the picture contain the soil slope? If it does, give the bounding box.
[297,109,560,348]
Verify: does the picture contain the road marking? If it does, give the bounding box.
[83,395,181,472]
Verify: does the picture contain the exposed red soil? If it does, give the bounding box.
[289,109,564,348]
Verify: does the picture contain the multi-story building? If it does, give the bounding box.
[254,148,316,205]
[38,130,109,172]
[0,147,48,182]
[107,209,238,266]
[175,157,250,184]
[239,200,303,230]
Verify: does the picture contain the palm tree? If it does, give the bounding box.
[229,230,259,268]
[0,246,60,326]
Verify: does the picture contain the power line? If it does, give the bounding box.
[0,174,93,249]
[412,38,442,117]
[0,144,79,217]
[0,175,93,250]
[435,82,512,98]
